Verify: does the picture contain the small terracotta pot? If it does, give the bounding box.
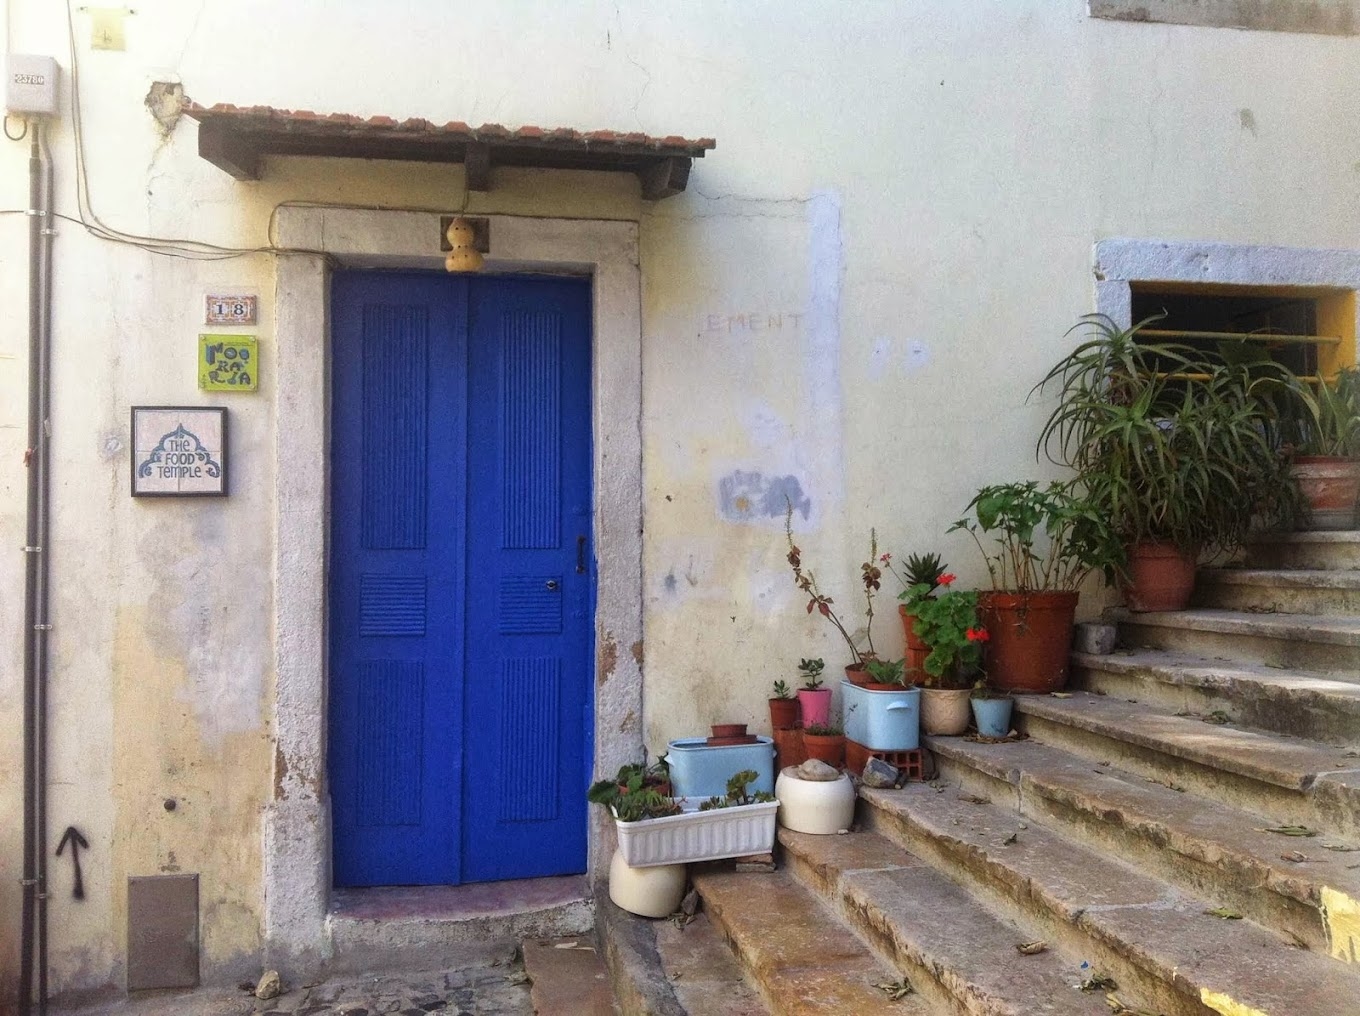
[710,723,748,739]
[768,698,800,730]
[1292,456,1360,531]
[979,590,1079,694]
[920,687,971,735]
[801,732,846,768]
[1122,541,1197,612]
[845,663,871,687]
[898,606,930,679]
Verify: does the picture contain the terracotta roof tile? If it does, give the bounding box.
[184,102,715,155]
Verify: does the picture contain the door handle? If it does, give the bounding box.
[576,535,587,574]
[545,579,559,591]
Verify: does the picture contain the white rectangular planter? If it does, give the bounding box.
[614,800,778,867]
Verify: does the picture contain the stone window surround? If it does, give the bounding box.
[266,207,644,974]
[1089,0,1360,36]
[1094,237,1360,368]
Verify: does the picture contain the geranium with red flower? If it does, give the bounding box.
[898,577,985,688]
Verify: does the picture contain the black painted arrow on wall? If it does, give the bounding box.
[56,826,89,900]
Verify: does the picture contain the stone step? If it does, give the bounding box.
[1070,648,1360,741]
[1111,607,1360,675]
[692,867,930,1015]
[522,936,618,1015]
[1195,567,1360,615]
[1010,692,1360,839]
[777,828,1124,1016]
[325,878,592,976]
[860,783,1359,1016]
[653,913,769,1016]
[1242,530,1360,571]
[925,733,1360,954]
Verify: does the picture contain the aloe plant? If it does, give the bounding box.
[1031,314,1303,559]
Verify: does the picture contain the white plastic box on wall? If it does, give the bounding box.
[6,55,59,117]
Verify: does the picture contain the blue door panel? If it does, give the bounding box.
[330,271,592,887]
[462,278,593,882]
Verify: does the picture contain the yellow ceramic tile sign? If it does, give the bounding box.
[1322,885,1360,963]
[1199,989,1270,1016]
[199,334,258,392]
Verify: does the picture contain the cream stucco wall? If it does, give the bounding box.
[1,0,1357,997]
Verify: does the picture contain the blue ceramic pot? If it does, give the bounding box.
[971,696,1013,738]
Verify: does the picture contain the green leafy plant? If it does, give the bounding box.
[797,657,826,690]
[803,722,843,736]
[697,769,776,811]
[863,657,907,686]
[771,679,793,700]
[785,503,882,664]
[1288,367,1360,458]
[951,480,1119,593]
[898,576,985,688]
[587,760,680,822]
[1032,314,1304,558]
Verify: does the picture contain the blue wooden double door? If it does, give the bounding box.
[329,271,594,887]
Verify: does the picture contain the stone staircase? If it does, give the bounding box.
[687,530,1360,1015]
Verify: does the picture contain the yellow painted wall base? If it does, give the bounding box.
[1201,987,1270,1016]
[1321,885,1360,964]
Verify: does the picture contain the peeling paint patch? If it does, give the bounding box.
[1238,108,1257,134]
[618,709,637,733]
[717,470,810,523]
[274,743,289,801]
[630,640,644,667]
[1200,987,1270,1016]
[599,633,619,685]
[663,571,678,593]
[1322,885,1360,963]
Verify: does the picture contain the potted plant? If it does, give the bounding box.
[795,657,832,727]
[801,722,846,768]
[888,551,945,678]
[785,504,883,684]
[952,480,1118,693]
[1284,367,1360,530]
[768,679,800,731]
[591,765,779,871]
[898,573,986,735]
[970,680,1014,739]
[1033,315,1303,610]
[862,656,908,690]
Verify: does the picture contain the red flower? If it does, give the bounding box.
[938,573,956,586]
[965,627,990,642]
[879,552,892,564]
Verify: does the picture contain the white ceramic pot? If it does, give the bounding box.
[775,771,856,834]
[921,688,971,736]
[608,849,687,918]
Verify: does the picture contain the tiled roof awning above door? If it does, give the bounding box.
[183,103,716,200]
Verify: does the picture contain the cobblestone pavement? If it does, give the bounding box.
[49,962,536,1016]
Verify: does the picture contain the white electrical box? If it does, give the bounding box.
[6,55,60,117]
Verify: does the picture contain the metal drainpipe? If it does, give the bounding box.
[19,116,54,1016]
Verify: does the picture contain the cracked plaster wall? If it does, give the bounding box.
[0,0,1357,997]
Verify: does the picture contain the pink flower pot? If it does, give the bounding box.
[797,687,832,728]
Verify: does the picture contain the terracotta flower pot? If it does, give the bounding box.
[768,698,800,730]
[801,732,845,768]
[898,605,930,679]
[1292,456,1360,531]
[844,662,871,687]
[772,727,808,769]
[978,590,1079,694]
[710,723,748,739]
[920,688,971,735]
[1122,541,1197,612]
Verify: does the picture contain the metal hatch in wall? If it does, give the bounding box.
[182,103,716,200]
